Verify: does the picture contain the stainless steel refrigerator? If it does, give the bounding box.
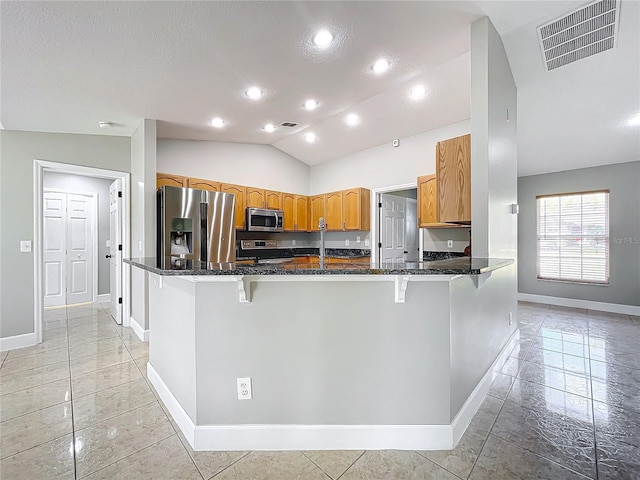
[157,186,236,268]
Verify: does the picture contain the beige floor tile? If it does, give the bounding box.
[68,322,120,338]
[71,361,142,398]
[0,361,70,395]
[175,429,249,479]
[5,336,68,359]
[121,332,145,349]
[418,423,490,479]
[44,320,68,331]
[43,326,69,341]
[304,450,365,479]
[0,434,75,479]
[212,451,329,480]
[73,378,156,430]
[69,336,126,360]
[0,378,71,422]
[44,309,68,322]
[0,402,73,459]
[70,346,133,377]
[127,343,149,361]
[74,402,175,478]
[0,351,8,363]
[0,347,69,375]
[340,451,459,480]
[68,329,121,346]
[81,434,202,480]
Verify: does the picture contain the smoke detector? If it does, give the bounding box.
[537,0,620,71]
[98,121,113,129]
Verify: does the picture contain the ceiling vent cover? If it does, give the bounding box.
[537,0,619,71]
[280,122,299,127]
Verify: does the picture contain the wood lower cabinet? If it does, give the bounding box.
[436,134,471,224]
[187,177,220,191]
[283,193,309,231]
[326,256,370,264]
[157,173,187,189]
[220,183,246,229]
[343,188,370,231]
[309,195,325,231]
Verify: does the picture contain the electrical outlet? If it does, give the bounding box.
[292,239,296,246]
[447,240,453,248]
[237,377,252,400]
[509,312,513,326]
[345,239,350,247]
[356,236,361,243]
[364,238,369,247]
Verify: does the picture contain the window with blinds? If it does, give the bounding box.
[537,191,609,284]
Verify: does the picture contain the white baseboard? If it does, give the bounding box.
[130,316,149,342]
[0,332,38,352]
[147,343,508,453]
[518,293,640,316]
[97,294,110,303]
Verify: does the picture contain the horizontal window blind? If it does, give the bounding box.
[537,191,609,284]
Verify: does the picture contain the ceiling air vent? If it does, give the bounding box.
[537,0,619,71]
[280,122,299,128]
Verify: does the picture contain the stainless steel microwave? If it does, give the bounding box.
[246,208,284,232]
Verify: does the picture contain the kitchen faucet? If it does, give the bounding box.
[319,217,326,268]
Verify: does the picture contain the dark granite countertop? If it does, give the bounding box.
[125,256,513,276]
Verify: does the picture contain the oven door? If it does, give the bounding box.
[246,208,284,232]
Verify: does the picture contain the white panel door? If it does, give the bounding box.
[66,194,94,305]
[109,179,123,324]
[405,199,420,261]
[380,194,407,264]
[43,192,66,307]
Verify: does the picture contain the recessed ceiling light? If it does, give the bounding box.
[98,121,112,129]
[304,99,319,111]
[345,113,360,126]
[313,30,333,47]
[210,117,225,128]
[409,85,427,101]
[245,86,264,99]
[263,123,276,132]
[304,132,317,143]
[626,113,640,127]
[372,58,391,74]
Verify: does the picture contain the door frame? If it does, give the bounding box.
[34,160,131,343]
[43,188,99,305]
[370,183,422,264]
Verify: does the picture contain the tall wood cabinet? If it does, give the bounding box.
[157,173,187,188]
[308,195,325,232]
[436,134,471,224]
[220,183,246,229]
[325,191,343,231]
[246,187,282,210]
[186,177,220,191]
[282,193,309,231]
[343,187,370,231]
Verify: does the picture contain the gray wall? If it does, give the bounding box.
[43,172,113,295]
[518,161,640,307]
[0,130,130,338]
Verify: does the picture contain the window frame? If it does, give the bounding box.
[536,189,610,286]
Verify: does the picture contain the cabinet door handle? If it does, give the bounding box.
[343,221,346,231]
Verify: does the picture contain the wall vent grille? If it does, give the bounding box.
[280,122,299,127]
[537,0,619,71]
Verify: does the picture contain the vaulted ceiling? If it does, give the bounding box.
[1,1,638,175]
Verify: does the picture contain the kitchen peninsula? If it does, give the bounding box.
[126,256,516,452]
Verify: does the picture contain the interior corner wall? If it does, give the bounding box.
[309,120,470,195]
[518,161,640,307]
[470,18,518,259]
[130,119,157,331]
[156,139,310,195]
[0,130,130,338]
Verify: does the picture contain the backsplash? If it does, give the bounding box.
[422,227,470,253]
[236,230,371,250]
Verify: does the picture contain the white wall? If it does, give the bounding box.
[43,173,113,295]
[309,120,470,195]
[0,131,130,338]
[157,139,310,195]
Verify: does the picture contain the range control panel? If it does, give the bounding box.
[240,240,277,250]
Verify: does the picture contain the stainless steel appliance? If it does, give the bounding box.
[246,208,284,232]
[239,240,294,265]
[157,186,236,267]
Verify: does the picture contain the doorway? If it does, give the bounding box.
[34,160,130,344]
[43,189,98,307]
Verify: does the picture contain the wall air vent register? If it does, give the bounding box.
[537,0,620,71]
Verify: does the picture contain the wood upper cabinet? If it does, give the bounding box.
[325,191,344,231]
[436,134,471,224]
[246,187,282,209]
[418,174,439,227]
[283,193,309,231]
[343,187,370,231]
[308,195,325,231]
[220,183,246,229]
[157,173,187,189]
[187,177,220,191]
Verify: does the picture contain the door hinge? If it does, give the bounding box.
[118,244,122,251]
[118,191,122,198]
[378,242,382,248]
[378,202,382,208]
[118,297,122,304]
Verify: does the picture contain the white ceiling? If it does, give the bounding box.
[1,1,638,175]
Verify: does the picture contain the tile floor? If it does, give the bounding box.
[1,302,639,479]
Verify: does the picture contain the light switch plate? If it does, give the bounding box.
[106,239,111,248]
[20,240,32,252]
